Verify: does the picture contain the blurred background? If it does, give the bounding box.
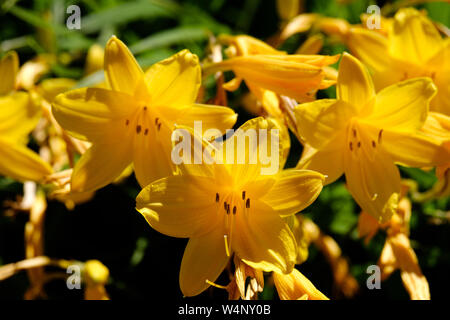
[0,0,449,300]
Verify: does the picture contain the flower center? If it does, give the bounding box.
[215,190,251,257]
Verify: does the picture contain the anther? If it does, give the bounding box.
[357,141,361,148]
[246,198,250,209]
[372,140,376,148]
[353,129,357,138]
[144,128,149,135]
[233,206,236,215]
[143,106,147,111]
[136,125,142,134]
[155,117,159,125]
[157,123,161,131]
[349,142,353,151]
[125,119,129,126]
[216,193,219,202]
[242,191,246,200]
[224,201,227,211]
[227,205,230,215]
[378,129,383,144]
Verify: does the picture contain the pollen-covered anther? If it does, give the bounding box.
[136,125,142,134]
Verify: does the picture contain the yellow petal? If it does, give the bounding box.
[132,116,174,188]
[279,13,318,39]
[15,54,53,91]
[260,169,324,217]
[273,268,329,300]
[223,117,286,185]
[295,99,357,149]
[389,233,430,300]
[0,91,41,143]
[145,49,200,107]
[363,78,436,132]
[206,55,325,102]
[52,87,139,141]
[233,200,296,274]
[37,78,76,103]
[346,27,390,73]
[219,34,282,56]
[0,138,52,182]
[296,34,324,55]
[344,124,400,222]
[297,134,345,185]
[0,51,18,95]
[104,36,143,95]
[179,225,229,297]
[389,8,443,65]
[175,104,237,138]
[136,175,220,238]
[71,139,133,192]
[337,53,375,109]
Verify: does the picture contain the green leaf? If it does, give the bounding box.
[80,0,178,34]
[129,26,209,55]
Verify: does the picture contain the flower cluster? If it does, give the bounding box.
[0,1,449,300]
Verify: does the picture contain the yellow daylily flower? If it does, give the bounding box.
[204,35,339,104]
[295,52,449,222]
[52,36,237,192]
[273,268,328,300]
[345,8,450,114]
[136,117,325,297]
[0,52,53,182]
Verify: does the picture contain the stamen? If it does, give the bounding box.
[144,128,149,135]
[246,198,250,209]
[233,206,237,215]
[206,279,228,290]
[372,140,376,148]
[157,123,162,131]
[136,125,142,134]
[242,191,246,200]
[125,119,129,126]
[227,204,230,214]
[378,129,383,144]
[357,141,361,148]
[224,235,231,257]
[353,129,357,138]
[349,142,353,151]
[155,117,159,125]
[224,201,227,211]
[216,193,219,202]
